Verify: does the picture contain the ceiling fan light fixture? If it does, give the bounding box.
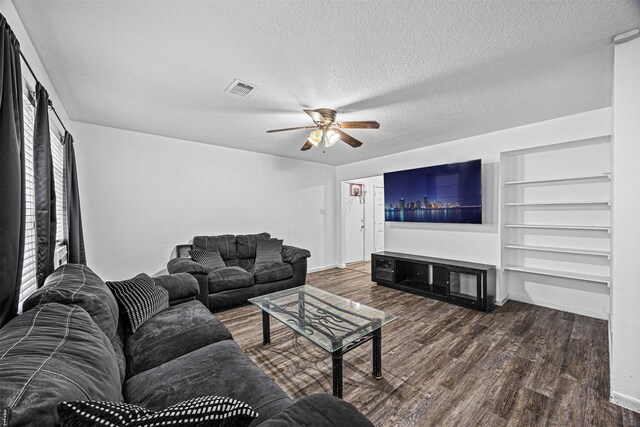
[325,129,340,147]
[265,108,378,152]
[309,129,323,146]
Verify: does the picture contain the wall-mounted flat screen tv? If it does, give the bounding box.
[384,159,482,224]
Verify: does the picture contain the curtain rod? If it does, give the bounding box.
[19,50,69,135]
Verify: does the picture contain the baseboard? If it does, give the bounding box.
[611,391,640,412]
[308,264,341,273]
[508,292,609,320]
[495,295,509,306]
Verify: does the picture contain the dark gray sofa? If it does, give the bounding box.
[0,263,373,427]
[167,233,310,311]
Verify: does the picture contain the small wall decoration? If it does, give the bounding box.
[350,183,363,197]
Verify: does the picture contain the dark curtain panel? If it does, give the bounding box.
[0,15,24,327]
[63,132,86,264]
[33,82,56,287]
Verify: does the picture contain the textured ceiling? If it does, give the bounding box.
[12,0,640,166]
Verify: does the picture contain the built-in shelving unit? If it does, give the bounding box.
[500,136,612,319]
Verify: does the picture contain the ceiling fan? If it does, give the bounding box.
[266,108,380,151]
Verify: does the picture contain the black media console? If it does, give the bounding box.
[371,251,496,311]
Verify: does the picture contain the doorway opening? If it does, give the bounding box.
[341,176,384,268]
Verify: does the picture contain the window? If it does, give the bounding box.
[51,126,68,268]
[17,91,68,312]
[18,92,37,312]
[51,129,64,243]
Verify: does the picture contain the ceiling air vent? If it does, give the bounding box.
[225,79,258,98]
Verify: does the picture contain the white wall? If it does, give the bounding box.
[71,121,337,280]
[336,108,612,304]
[610,35,640,412]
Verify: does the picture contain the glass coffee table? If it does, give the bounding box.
[249,285,397,398]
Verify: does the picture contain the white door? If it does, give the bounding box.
[373,186,385,252]
[344,183,365,264]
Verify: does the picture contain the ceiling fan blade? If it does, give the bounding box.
[266,125,315,133]
[338,121,380,129]
[301,140,314,151]
[335,129,363,148]
[303,109,324,124]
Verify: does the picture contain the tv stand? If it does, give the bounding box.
[371,251,496,311]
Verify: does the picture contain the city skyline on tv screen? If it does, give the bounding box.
[384,159,482,224]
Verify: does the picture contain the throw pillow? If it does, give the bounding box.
[57,396,258,427]
[190,248,226,270]
[57,400,151,426]
[106,273,169,333]
[255,238,283,265]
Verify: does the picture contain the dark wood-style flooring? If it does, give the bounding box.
[216,262,640,426]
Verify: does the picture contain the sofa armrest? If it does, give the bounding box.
[153,273,199,305]
[258,394,374,426]
[281,245,310,265]
[167,257,210,275]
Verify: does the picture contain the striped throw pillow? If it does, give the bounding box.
[57,396,258,427]
[255,239,283,265]
[57,400,150,426]
[189,248,226,270]
[106,274,169,333]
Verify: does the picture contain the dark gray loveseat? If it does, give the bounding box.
[167,233,310,311]
[0,263,373,427]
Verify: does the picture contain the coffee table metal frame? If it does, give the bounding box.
[249,286,397,399]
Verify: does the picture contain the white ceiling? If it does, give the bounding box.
[12,0,640,166]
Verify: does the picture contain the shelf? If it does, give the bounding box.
[504,244,610,258]
[503,265,610,286]
[396,280,449,297]
[504,174,611,186]
[504,201,610,207]
[504,224,610,232]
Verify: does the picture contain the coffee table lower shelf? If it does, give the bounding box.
[260,310,383,399]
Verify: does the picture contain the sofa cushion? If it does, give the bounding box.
[189,248,226,270]
[255,239,283,265]
[22,263,119,340]
[106,273,170,333]
[240,258,256,270]
[193,234,237,261]
[247,262,293,284]
[153,273,199,304]
[226,257,255,270]
[0,303,123,426]
[125,300,232,378]
[208,267,254,293]
[112,323,127,385]
[237,232,271,259]
[124,340,293,427]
